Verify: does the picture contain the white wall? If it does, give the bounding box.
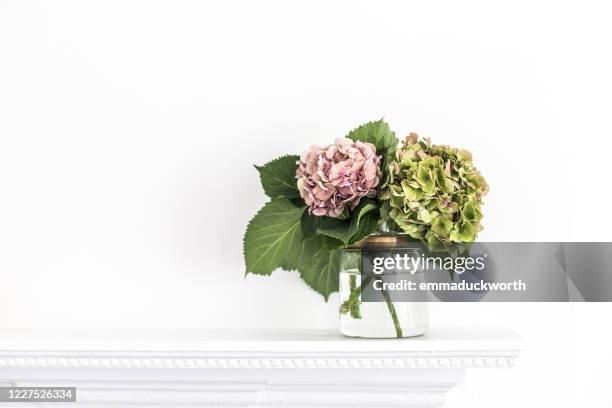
[1,1,611,407]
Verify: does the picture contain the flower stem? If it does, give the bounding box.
[343,275,403,338]
[341,275,370,318]
[379,281,403,338]
[348,274,360,318]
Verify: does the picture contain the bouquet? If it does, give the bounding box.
[243,120,488,299]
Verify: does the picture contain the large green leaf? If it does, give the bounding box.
[280,213,343,272]
[346,119,399,152]
[255,155,300,199]
[296,235,343,300]
[244,198,306,275]
[316,200,379,245]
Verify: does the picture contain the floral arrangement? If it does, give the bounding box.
[243,120,488,299]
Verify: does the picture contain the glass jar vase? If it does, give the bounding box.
[339,234,429,338]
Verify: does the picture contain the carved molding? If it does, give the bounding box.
[0,353,517,369]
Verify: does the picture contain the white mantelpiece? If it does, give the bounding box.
[0,326,520,407]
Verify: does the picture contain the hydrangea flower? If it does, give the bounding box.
[296,137,381,217]
[380,134,488,249]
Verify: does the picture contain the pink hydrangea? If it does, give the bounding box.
[296,137,381,217]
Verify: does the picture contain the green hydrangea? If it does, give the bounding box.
[380,134,489,250]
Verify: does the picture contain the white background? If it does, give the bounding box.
[1,1,611,406]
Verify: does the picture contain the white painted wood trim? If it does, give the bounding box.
[0,327,521,407]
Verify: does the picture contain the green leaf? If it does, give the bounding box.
[255,155,300,199]
[346,119,399,152]
[348,209,379,245]
[300,211,324,238]
[296,235,343,300]
[317,200,378,245]
[244,198,306,275]
[281,212,341,271]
